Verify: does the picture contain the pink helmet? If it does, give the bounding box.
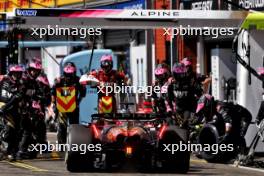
[257,67,264,76]
[28,61,42,70]
[100,55,113,73]
[8,64,24,72]
[154,64,169,76]
[154,64,170,83]
[63,62,76,74]
[100,55,113,62]
[37,75,50,86]
[32,100,41,110]
[172,63,187,74]
[181,57,192,66]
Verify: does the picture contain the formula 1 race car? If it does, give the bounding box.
[65,113,190,173]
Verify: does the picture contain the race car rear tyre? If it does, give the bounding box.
[66,124,94,172]
[159,125,190,173]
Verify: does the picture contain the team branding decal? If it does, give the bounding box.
[56,86,76,112]
[16,9,37,16]
[99,96,113,113]
[14,8,245,20]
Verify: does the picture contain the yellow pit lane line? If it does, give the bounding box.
[50,152,60,159]
[190,159,207,164]
[229,164,264,173]
[5,161,48,172]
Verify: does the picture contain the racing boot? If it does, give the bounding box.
[7,154,16,162]
[17,150,31,160]
[17,134,33,159]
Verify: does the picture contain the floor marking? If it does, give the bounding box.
[5,161,48,172]
[36,157,63,161]
[50,152,60,159]
[190,159,207,164]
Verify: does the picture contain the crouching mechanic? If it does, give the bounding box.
[0,65,25,161]
[52,62,86,144]
[196,94,252,155]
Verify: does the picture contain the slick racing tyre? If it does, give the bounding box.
[158,125,190,173]
[198,124,220,162]
[65,124,94,172]
[198,123,236,163]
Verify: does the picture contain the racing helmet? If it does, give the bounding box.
[196,94,215,119]
[8,64,24,81]
[27,59,42,79]
[36,75,50,86]
[181,57,192,67]
[63,62,76,77]
[100,55,113,73]
[172,62,188,81]
[28,58,42,70]
[257,67,264,76]
[181,57,193,78]
[154,63,170,84]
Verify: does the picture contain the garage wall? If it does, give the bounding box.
[237,30,264,151]
[42,46,69,86]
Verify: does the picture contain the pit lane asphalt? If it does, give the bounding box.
[0,132,263,176]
